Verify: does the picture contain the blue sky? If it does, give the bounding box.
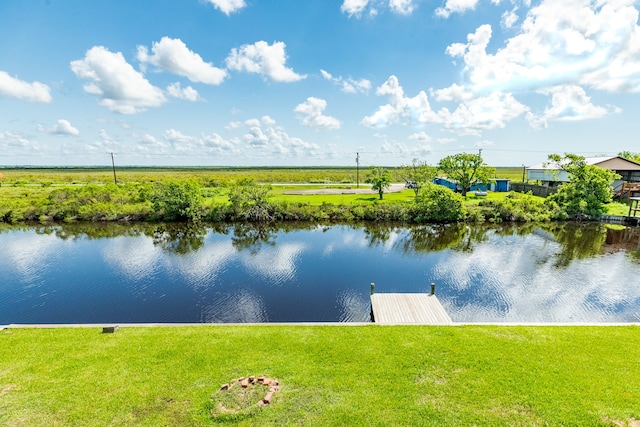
[1,0,639,167]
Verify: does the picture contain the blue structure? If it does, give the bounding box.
[491,179,511,192]
[433,177,488,192]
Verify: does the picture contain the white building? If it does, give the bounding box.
[527,156,640,188]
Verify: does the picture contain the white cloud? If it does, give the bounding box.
[0,70,52,103]
[362,75,439,127]
[439,92,529,135]
[526,85,616,128]
[294,97,341,130]
[432,83,474,102]
[341,0,416,17]
[239,117,320,155]
[408,131,432,142]
[204,0,246,15]
[446,1,640,94]
[365,75,528,135]
[51,119,80,136]
[501,8,519,28]
[341,0,371,17]
[321,69,371,94]
[71,46,166,114]
[137,37,227,85]
[225,41,306,82]
[164,129,194,143]
[435,0,479,18]
[0,131,34,150]
[166,82,201,101]
[389,0,416,15]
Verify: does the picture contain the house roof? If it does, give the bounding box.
[528,156,640,171]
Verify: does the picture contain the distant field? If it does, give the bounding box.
[0,166,526,185]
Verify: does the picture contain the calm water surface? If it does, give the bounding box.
[1,222,639,324]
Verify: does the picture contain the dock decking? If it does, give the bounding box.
[370,293,452,325]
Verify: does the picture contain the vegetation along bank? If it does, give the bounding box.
[0,153,634,224]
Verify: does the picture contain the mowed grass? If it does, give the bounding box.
[1,326,639,426]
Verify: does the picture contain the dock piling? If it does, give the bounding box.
[430,283,435,295]
[370,282,375,295]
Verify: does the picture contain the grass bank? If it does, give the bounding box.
[1,325,638,426]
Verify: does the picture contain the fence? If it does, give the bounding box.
[510,183,558,197]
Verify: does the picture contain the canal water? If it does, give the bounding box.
[1,222,639,324]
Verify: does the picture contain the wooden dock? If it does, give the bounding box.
[370,293,452,325]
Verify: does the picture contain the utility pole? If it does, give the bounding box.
[478,148,483,157]
[108,152,117,184]
[356,152,360,188]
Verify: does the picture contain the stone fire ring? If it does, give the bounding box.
[212,375,280,416]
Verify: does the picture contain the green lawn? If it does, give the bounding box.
[1,326,638,426]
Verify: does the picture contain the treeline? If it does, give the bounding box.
[1,178,570,224]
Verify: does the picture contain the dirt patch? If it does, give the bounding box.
[284,183,406,195]
[0,384,17,396]
[605,418,640,427]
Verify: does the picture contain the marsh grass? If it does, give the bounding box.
[1,326,639,426]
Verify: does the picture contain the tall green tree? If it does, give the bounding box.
[437,153,495,197]
[365,167,392,200]
[545,153,619,219]
[399,158,437,196]
[618,151,640,163]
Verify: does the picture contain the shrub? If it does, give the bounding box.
[413,184,465,223]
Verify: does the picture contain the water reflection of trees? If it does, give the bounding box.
[5,220,640,263]
[362,223,490,254]
[150,223,207,254]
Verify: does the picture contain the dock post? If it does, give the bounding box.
[370,282,375,295]
[430,283,435,296]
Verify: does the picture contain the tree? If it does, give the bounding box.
[149,180,203,221]
[413,183,465,223]
[399,158,437,196]
[618,151,640,164]
[365,167,392,200]
[228,178,273,221]
[437,153,495,197]
[545,153,619,219]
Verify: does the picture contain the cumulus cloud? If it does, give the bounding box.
[435,0,480,18]
[50,119,80,136]
[294,97,341,130]
[157,129,237,155]
[239,116,320,155]
[225,41,306,82]
[71,46,166,114]
[166,82,200,101]
[445,1,640,94]
[341,0,372,17]
[204,0,246,15]
[341,0,416,17]
[389,0,416,15]
[439,92,529,135]
[408,131,432,142]
[501,8,519,28]
[364,75,528,135]
[0,70,52,103]
[526,85,616,128]
[320,69,371,94]
[362,75,439,127]
[137,37,227,85]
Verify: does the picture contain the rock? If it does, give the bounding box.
[249,376,255,383]
[257,376,265,383]
[220,383,229,391]
[263,392,273,403]
[241,379,249,388]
